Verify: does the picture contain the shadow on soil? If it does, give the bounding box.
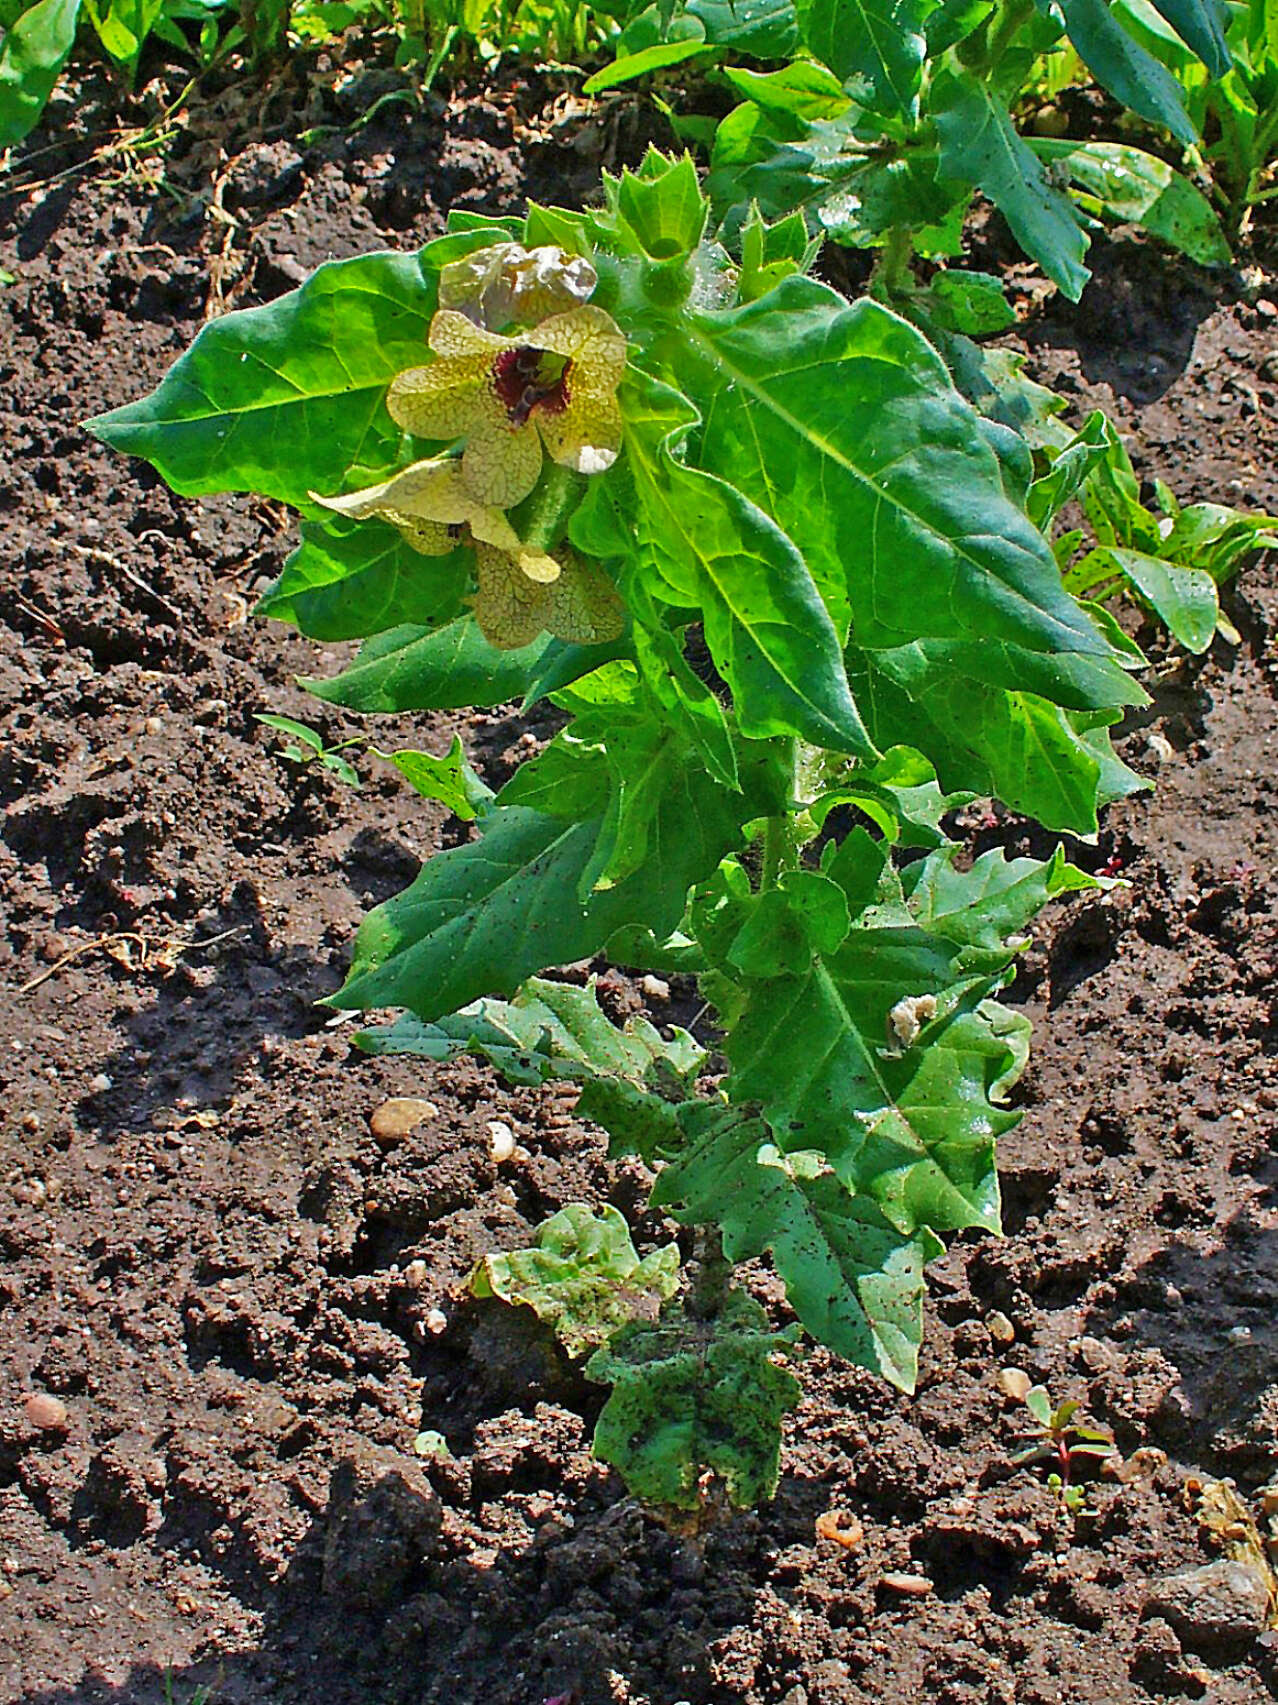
[13,1459,784,1705]
[66,892,339,1136]
[1021,238,1228,404]
[1084,1197,1278,1481]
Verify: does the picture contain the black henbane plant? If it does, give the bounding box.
[90,152,1145,1523]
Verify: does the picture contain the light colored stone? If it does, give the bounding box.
[1144,1560,1272,1645]
[369,1097,439,1143]
[487,1120,516,1163]
[997,1366,1032,1402]
[880,1571,934,1597]
[815,1509,864,1551]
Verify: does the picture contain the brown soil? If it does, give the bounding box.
[3,54,1278,1705]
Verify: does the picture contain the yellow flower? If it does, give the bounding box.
[439,242,598,329]
[387,306,627,510]
[472,545,625,651]
[312,457,560,583]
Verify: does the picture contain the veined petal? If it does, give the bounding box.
[473,542,552,649]
[440,243,598,329]
[388,362,486,442]
[310,467,457,556]
[466,505,525,554]
[461,411,543,509]
[313,458,464,522]
[538,391,622,478]
[429,309,513,360]
[532,306,628,393]
[547,555,625,644]
[383,510,456,556]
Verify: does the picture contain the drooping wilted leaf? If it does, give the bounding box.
[356,974,705,1089]
[472,1204,680,1357]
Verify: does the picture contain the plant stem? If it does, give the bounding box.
[871,224,915,302]
[960,0,1036,76]
[686,1225,731,1321]
[761,814,787,890]
[761,738,799,889]
[521,462,587,552]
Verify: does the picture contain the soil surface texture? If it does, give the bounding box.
[3,54,1278,1705]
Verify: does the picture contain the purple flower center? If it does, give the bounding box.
[493,347,570,428]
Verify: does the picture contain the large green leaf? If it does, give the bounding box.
[1028,139,1230,268]
[256,519,469,641]
[621,372,876,757]
[904,843,1101,950]
[672,278,1144,828]
[0,0,79,146]
[931,69,1090,299]
[714,837,1086,1236]
[690,280,1117,664]
[687,0,799,52]
[472,1204,680,1358]
[332,744,783,1019]
[708,103,966,251]
[587,1288,801,1514]
[303,616,621,714]
[86,232,511,507]
[797,0,933,118]
[845,647,1132,829]
[1059,0,1197,146]
[681,279,1141,831]
[652,1105,941,1390]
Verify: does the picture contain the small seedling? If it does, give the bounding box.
[1011,1384,1117,1516]
[255,714,362,788]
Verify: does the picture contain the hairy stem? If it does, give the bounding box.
[871,225,915,302]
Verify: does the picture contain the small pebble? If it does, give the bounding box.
[815,1510,864,1551]
[880,1572,933,1597]
[24,1393,68,1432]
[997,1367,1032,1402]
[369,1097,439,1143]
[487,1120,516,1163]
[425,1307,447,1336]
[87,1073,113,1094]
[640,974,670,1001]
[403,1260,428,1288]
[987,1311,1015,1344]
